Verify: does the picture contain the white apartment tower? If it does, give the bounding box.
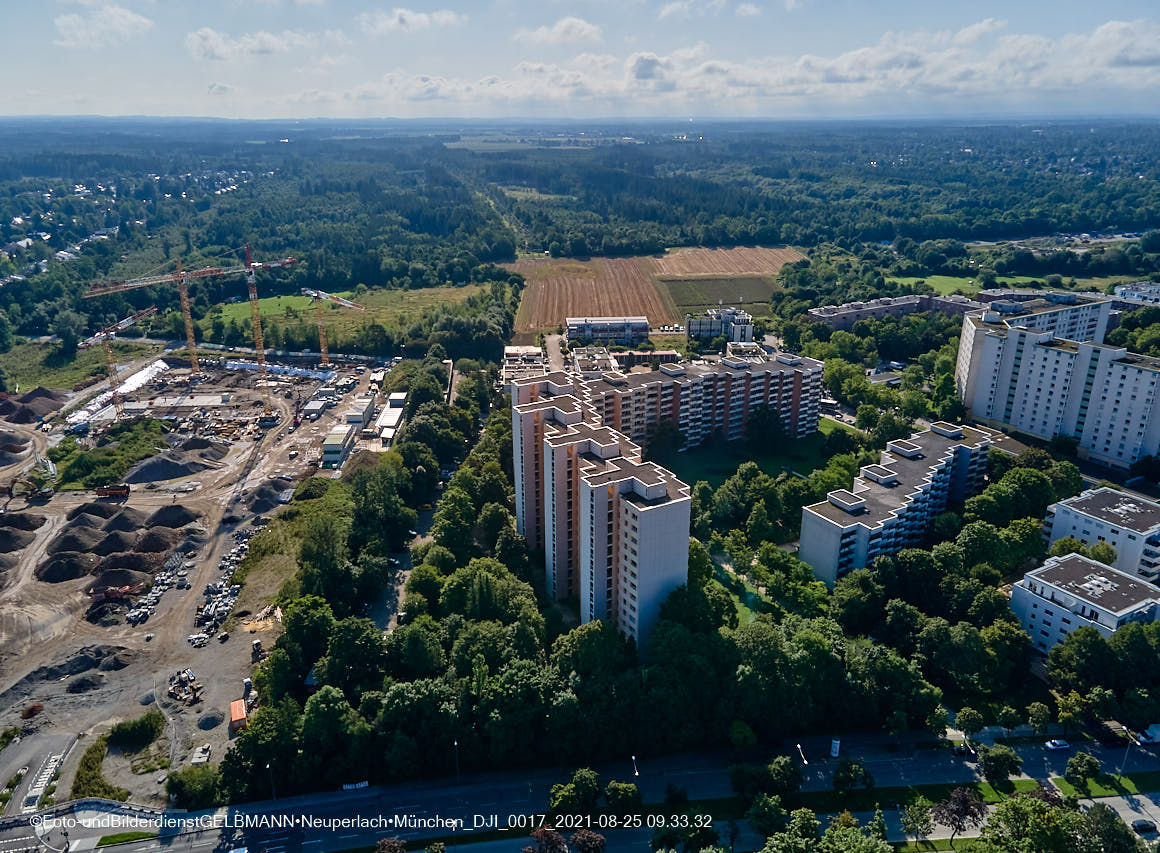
[798,423,993,586]
[511,375,690,650]
[956,295,1160,469]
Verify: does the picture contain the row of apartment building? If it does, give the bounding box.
[798,422,994,585]
[806,293,985,330]
[955,294,1160,469]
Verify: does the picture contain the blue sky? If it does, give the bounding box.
[8,1,1160,118]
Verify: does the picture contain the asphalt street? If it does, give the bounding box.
[0,734,1156,853]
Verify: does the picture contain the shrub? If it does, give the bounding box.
[70,737,129,801]
[108,710,165,752]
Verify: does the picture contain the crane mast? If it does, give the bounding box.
[301,287,366,367]
[78,307,158,418]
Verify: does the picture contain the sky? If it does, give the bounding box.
[7,0,1160,119]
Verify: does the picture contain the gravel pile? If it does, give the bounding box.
[103,507,147,532]
[93,530,141,556]
[137,528,182,553]
[147,505,201,528]
[0,388,67,424]
[68,502,121,521]
[197,709,224,731]
[47,527,104,555]
[0,528,36,551]
[0,512,46,531]
[248,481,287,514]
[36,552,101,582]
[124,452,210,484]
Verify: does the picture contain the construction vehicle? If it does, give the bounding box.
[67,421,91,436]
[301,288,366,367]
[77,307,158,418]
[7,479,53,501]
[95,483,131,499]
[83,246,298,382]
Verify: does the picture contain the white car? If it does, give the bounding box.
[1045,739,1071,751]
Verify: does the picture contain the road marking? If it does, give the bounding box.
[338,835,357,840]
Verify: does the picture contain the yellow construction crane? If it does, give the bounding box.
[77,306,158,418]
[83,246,298,382]
[300,288,366,367]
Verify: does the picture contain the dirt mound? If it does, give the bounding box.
[68,502,121,521]
[99,552,164,573]
[0,402,39,424]
[17,387,67,405]
[94,530,140,556]
[67,674,103,693]
[0,450,26,466]
[97,651,134,671]
[103,508,147,532]
[0,512,46,531]
[0,429,30,446]
[137,528,182,553]
[248,481,286,514]
[37,552,101,582]
[124,452,209,484]
[89,568,151,589]
[0,528,35,551]
[140,692,155,706]
[197,710,224,731]
[181,437,213,451]
[146,505,201,529]
[47,527,104,555]
[0,388,66,424]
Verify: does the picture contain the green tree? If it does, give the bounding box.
[316,617,387,699]
[996,706,1022,735]
[746,793,788,837]
[930,787,986,845]
[604,781,642,815]
[955,706,984,742]
[831,757,874,794]
[1086,541,1118,566]
[1064,751,1102,792]
[900,796,933,845]
[978,744,1023,784]
[52,309,87,357]
[165,765,221,810]
[766,755,803,797]
[746,502,775,546]
[1028,701,1052,735]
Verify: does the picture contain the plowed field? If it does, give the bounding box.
[649,246,803,277]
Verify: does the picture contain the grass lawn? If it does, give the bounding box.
[791,778,1039,815]
[665,420,860,488]
[894,839,979,852]
[205,285,482,338]
[97,832,158,846]
[0,340,162,392]
[1051,770,1160,799]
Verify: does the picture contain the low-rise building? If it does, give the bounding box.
[566,316,650,345]
[571,346,620,378]
[387,391,408,408]
[1045,487,1160,582]
[807,293,985,330]
[502,345,547,385]
[685,307,754,342]
[321,425,355,469]
[1113,282,1160,304]
[798,422,993,585]
[1011,553,1160,653]
[344,395,375,426]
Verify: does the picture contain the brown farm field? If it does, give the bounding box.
[649,246,803,277]
[509,246,802,332]
[510,257,679,331]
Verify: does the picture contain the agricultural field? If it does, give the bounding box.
[204,284,482,338]
[650,246,803,277]
[511,246,801,332]
[510,257,679,332]
[658,276,779,317]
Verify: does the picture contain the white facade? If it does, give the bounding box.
[1011,553,1160,653]
[510,375,690,651]
[1045,487,1160,582]
[685,307,755,342]
[955,298,1160,469]
[1115,282,1160,304]
[565,316,650,345]
[799,423,993,586]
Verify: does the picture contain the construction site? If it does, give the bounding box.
[0,250,404,813]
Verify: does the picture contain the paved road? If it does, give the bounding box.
[2,733,1157,853]
[544,335,564,373]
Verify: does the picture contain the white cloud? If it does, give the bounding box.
[658,0,724,20]
[283,18,1160,117]
[357,8,466,34]
[736,3,761,16]
[513,17,602,45]
[54,4,153,48]
[185,27,315,61]
[207,82,237,96]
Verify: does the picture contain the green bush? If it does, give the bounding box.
[165,765,222,810]
[70,737,129,801]
[108,709,165,752]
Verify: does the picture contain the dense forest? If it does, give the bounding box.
[3,118,1160,358]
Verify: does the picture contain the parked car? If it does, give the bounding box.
[1131,819,1156,836]
[1045,739,1071,751]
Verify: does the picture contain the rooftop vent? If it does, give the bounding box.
[886,439,923,459]
[828,489,866,514]
[930,422,964,439]
[861,464,899,485]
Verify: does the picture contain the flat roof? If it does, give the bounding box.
[566,316,649,324]
[1029,554,1160,614]
[804,424,993,526]
[1056,487,1160,534]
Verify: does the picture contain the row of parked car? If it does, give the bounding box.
[128,552,191,626]
[186,527,254,645]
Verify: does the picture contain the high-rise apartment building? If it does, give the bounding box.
[955,296,1160,469]
[798,422,993,585]
[511,375,690,649]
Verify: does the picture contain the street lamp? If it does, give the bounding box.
[796,744,808,766]
[266,762,277,800]
[631,755,639,777]
[1120,732,1141,775]
[454,739,461,787]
